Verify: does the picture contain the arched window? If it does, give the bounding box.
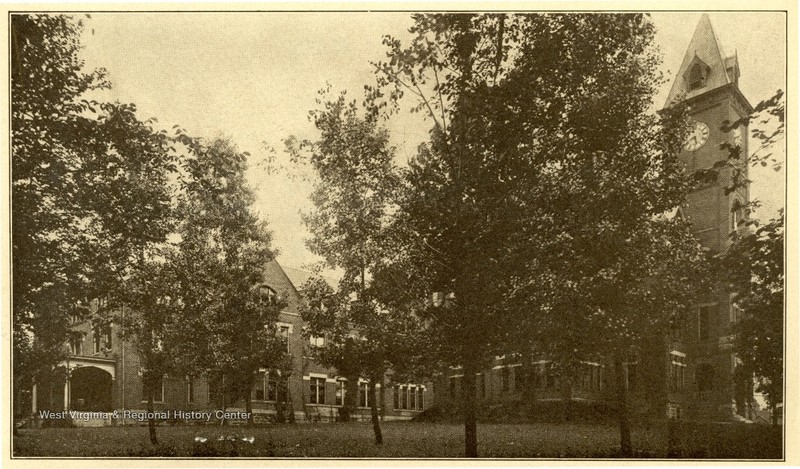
[258,285,278,306]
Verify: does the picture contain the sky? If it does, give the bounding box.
[78,11,787,272]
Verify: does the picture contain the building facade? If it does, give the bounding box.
[30,259,430,426]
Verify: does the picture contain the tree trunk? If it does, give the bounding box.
[369,381,383,445]
[13,379,20,436]
[771,402,779,426]
[339,376,358,422]
[285,378,296,424]
[49,378,54,411]
[666,417,681,458]
[220,373,228,426]
[379,382,386,422]
[560,373,573,422]
[275,376,286,423]
[147,391,158,445]
[246,393,253,426]
[463,364,478,458]
[614,359,631,457]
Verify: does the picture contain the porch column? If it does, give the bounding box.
[31,383,37,416]
[63,377,70,411]
[111,378,117,409]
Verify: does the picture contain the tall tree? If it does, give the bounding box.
[12,14,108,412]
[288,90,417,444]
[115,251,179,445]
[375,13,706,456]
[170,136,286,427]
[716,90,785,424]
[722,211,783,424]
[11,14,177,430]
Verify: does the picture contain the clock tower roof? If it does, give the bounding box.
[664,14,743,108]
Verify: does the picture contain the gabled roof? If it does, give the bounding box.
[664,14,739,108]
[282,265,338,291]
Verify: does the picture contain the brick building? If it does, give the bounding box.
[31,259,430,425]
[434,14,755,422]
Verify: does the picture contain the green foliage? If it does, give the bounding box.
[715,90,785,196]
[722,210,784,413]
[374,13,709,456]
[169,137,287,409]
[290,88,425,439]
[714,88,785,417]
[11,15,175,393]
[376,12,703,366]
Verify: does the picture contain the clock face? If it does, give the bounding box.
[684,121,709,151]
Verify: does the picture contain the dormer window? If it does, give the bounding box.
[684,56,711,92]
[688,63,706,91]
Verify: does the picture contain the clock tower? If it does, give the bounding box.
[664,14,754,420]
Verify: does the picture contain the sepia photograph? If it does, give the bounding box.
[6,5,790,462]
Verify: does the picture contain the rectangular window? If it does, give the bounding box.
[545,363,557,388]
[502,367,510,393]
[594,366,602,391]
[335,380,346,406]
[730,303,742,325]
[449,377,457,398]
[699,306,714,340]
[393,386,400,409]
[533,364,543,388]
[271,375,288,403]
[187,377,195,403]
[279,325,291,353]
[93,325,102,353]
[69,334,82,355]
[309,377,325,404]
[670,353,686,392]
[580,363,601,391]
[143,375,164,403]
[309,335,325,348]
[267,374,279,401]
[359,382,369,407]
[103,325,113,349]
[516,367,526,391]
[254,372,266,401]
[419,387,424,411]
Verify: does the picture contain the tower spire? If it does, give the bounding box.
[664,14,739,108]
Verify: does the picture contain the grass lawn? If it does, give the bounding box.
[13,420,782,459]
